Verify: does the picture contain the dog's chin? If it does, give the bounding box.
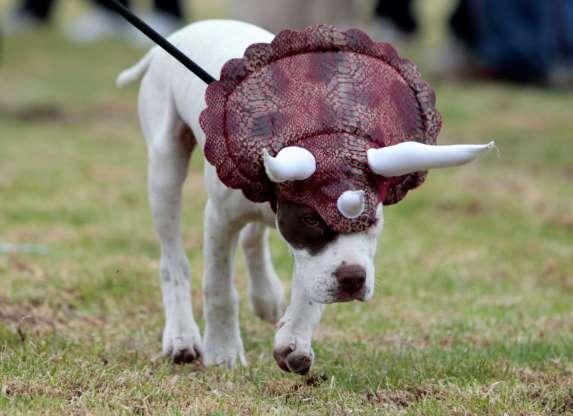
[308,287,371,304]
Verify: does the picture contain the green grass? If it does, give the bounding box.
[1,1,573,414]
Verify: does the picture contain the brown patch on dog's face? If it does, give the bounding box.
[277,202,339,255]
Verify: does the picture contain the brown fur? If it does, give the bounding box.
[277,202,338,255]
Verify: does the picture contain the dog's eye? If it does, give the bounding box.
[300,213,322,228]
[277,203,338,254]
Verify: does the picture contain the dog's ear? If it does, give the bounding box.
[262,147,316,183]
[367,141,496,177]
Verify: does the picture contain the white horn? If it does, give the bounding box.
[337,190,365,219]
[262,147,316,183]
[367,141,496,177]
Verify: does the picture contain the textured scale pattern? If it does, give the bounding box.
[200,24,442,233]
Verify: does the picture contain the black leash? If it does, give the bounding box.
[101,0,216,84]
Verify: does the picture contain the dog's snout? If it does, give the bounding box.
[334,264,366,292]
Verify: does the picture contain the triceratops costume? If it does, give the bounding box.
[200,24,491,232]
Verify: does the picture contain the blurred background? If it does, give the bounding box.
[1,0,572,414]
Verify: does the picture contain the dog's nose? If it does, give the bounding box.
[333,264,366,292]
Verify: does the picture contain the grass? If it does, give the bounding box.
[1,1,573,414]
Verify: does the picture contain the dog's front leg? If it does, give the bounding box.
[273,274,325,375]
[202,199,246,367]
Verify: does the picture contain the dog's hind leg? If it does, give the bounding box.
[240,223,285,324]
[202,200,246,367]
[143,84,202,363]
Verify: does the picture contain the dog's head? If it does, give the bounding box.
[264,140,493,304]
[199,25,494,306]
[277,201,383,304]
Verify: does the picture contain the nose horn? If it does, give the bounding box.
[337,190,365,219]
[334,264,366,291]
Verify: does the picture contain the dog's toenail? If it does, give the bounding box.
[173,348,197,365]
[286,352,312,375]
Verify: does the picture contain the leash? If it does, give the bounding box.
[101,0,216,84]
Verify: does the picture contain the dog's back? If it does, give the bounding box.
[118,20,274,146]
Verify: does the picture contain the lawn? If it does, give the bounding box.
[1,1,573,415]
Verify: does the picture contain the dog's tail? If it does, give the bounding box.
[116,48,155,88]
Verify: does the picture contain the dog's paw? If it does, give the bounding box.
[202,335,247,368]
[250,289,286,325]
[273,338,314,375]
[162,326,202,365]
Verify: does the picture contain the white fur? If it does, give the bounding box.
[119,20,384,369]
[285,205,383,305]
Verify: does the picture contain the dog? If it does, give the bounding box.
[118,19,492,375]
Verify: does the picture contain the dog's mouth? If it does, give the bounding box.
[311,287,369,304]
[335,286,368,303]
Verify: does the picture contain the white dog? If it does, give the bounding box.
[118,19,492,374]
